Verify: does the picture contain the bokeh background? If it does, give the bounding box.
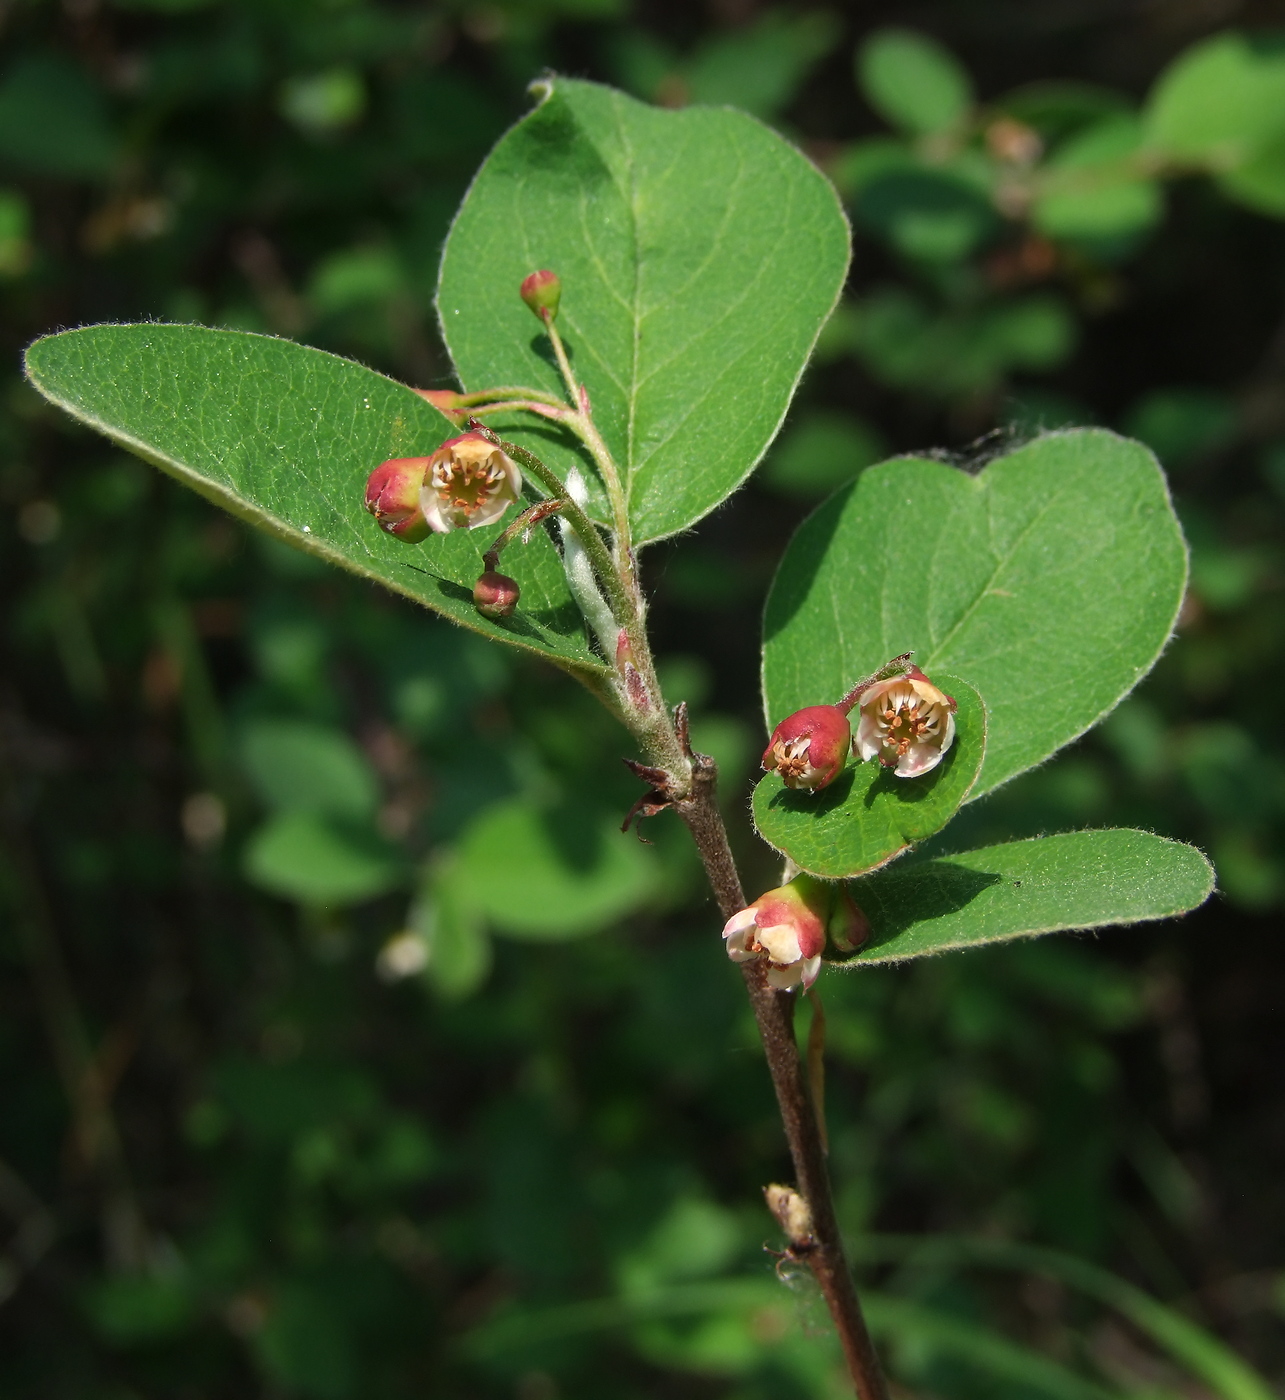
[2,1,1284,1396]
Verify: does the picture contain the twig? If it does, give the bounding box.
[670,748,890,1400]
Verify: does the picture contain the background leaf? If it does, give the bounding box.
[844,830,1214,965]
[450,797,661,940]
[856,29,974,136]
[1143,31,1285,162]
[239,719,379,819]
[243,811,405,906]
[751,677,985,879]
[23,324,605,678]
[762,429,1187,799]
[437,76,850,544]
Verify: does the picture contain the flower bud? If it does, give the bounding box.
[762,704,851,791]
[473,569,519,619]
[419,433,522,534]
[826,886,871,957]
[365,458,431,541]
[520,269,561,322]
[854,666,956,778]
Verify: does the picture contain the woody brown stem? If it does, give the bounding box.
[670,750,890,1400]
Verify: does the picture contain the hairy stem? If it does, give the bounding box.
[467,423,632,627]
[469,353,886,1393]
[672,755,890,1400]
[541,316,633,564]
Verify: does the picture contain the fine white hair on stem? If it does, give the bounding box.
[558,467,616,650]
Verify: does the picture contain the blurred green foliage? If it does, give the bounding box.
[1,3,1284,1398]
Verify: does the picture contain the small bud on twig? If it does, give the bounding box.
[520,269,561,323]
[473,570,520,619]
[764,1184,815,1250]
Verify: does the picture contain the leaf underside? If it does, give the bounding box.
[751,676,985,878]
[846,829,1214,965]
[438,76,851,544]
[762,428,1187,799]
[23,324,606,677]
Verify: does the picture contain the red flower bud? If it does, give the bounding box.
[853,666,956,778]
[762,704,852,791]
[473,569,520,619]
[365,458,431,541]
[722,874,869,989]
[520,269,561,322]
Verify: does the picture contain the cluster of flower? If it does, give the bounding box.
[360,268,956,997]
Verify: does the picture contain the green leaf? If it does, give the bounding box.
[452,797,660,940]
[676,10,840,119]
[243,812,405,906]
[751,678,983,878]
[1143,31,1285,163]
[239,719,380,820]
[843,830,1213,965]
[856,29,973,137]
[1217,135,1285,216]
[1033,116,1162,243]
[23,324,605,680]
[436,77,849,544]
[762,428,1186,799]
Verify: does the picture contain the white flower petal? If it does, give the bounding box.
[724,927,757,961]
[855,713,883,762]
[420,491,451,534]
[766,961,804,991]
[722,907,758,940]
[468,494,512,529]
[756,922,803,966]
[939,709,956,756]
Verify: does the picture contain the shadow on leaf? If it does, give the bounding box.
[851,858,1004,955]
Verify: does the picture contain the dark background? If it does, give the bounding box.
[1,1,1283,1396]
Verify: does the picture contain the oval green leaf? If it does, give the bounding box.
[762,428,1187,800]
[23,324,606,680]
[437,77,850,544]
[841,830,1214,965]
[751,677,984,878]
[856,29,973,137]
[1143,30,1285,163]
[244,812,405,907]
[453,798,661,940]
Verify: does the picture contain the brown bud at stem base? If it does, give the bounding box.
[473,570,520,619]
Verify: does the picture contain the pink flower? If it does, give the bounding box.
[722,875,869,991]
[365,458,431,541]
[761,705,852,792]
[854,667,956,778]
[419,433,522,534]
